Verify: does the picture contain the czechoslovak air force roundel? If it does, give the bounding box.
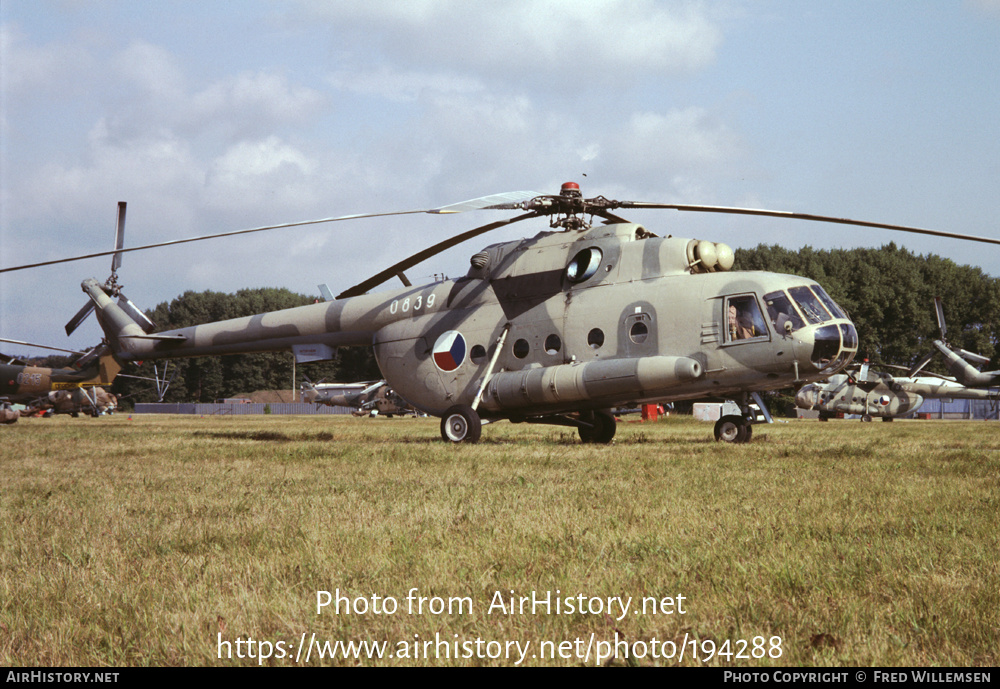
[432,331,467,372]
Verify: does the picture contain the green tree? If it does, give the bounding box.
[112,287,345,403]
[736,243,1000,371]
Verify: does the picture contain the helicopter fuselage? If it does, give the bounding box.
[796,371,998,420]
[98,222,858,420]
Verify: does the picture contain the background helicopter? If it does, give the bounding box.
[0,339,121,422]
[10,183,1000,444]
[797,298,1000,421]
[909,297,1000,390]
[301,379,419,417]
[795,361,998,422]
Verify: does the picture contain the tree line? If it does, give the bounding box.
[110,287,380,406]
[735,242,1000,369]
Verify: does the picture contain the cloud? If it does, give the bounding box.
[106,40,325,142]
[0,23,96,94]
[205,136,322,213]
[300,0,722,84]
[327,66,485,102]
[966,0,1000,16]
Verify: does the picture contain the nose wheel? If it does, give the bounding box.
[440,405,482,443]
[714,415,752,443]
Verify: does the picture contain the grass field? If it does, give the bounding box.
[1,413,997,666]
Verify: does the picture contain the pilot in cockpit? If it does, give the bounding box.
[729,304,757,340]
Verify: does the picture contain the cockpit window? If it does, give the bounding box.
[789,286,832,324]
[726,295,768,342]
[764,291,806,333]
[811,285,847,320]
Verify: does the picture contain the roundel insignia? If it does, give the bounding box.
[432,330,467,372]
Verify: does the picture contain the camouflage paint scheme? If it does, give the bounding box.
[0,347,120,420]
[302,380,418,417]
[797,371,999,420]
[86,221,858,423]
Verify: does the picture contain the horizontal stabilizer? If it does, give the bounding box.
[292,343,335,363]
[120,334,187,342]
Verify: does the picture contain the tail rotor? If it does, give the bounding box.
[65,202,158,337]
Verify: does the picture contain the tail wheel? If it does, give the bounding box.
[714,415,750,443]
[440,405,482,443]
[578,411,617,444]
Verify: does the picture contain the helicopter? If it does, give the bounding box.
[301,379,419,417]
[798,298,1000,421]
[908,297,1000,390]
[795,361,998,422]
[0,340,122,422]
[6,183,1000,443]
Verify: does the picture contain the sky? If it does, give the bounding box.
[2,0,999,357]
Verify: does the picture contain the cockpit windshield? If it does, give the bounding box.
[764,291,806,333]
[788,286,832,324]
[765,285,849,333]
[811,285,847,320]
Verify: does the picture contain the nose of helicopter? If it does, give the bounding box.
[795,384,820,410]
[798,320,858,377]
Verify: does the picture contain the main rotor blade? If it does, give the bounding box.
[884,363,956,382]
[337,211,540,298]
[0,191,541,275]
[908,350,937,378]
[430,190,540,214]
[111,201,126,274]
[0,338,88,356]
[617,202,1000,247]
[1,209,429,274]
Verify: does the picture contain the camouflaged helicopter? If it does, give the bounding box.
[797,298,1000,421]
[301,379,419,417]
[0,340,121,421]
[795,361,998,421]
[7,183,1000,443]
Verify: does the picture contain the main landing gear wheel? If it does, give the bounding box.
[714,415,751,443]
[578,411,617,444]
[440,405,482,443]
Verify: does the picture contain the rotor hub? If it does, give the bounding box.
[560,181,582,198]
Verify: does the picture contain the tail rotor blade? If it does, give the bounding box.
[111,202,127,274]
[117,294,156,333]
[65,302,96,336]
[934,296,947,341]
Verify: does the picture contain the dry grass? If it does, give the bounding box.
[1,413,997,666]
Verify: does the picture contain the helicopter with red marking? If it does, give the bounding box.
[6,182,999,442]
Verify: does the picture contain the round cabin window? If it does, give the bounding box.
[587,328,604,349]
[470,344,487,364]
[629,321,649,344]
[513,338,530,359]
